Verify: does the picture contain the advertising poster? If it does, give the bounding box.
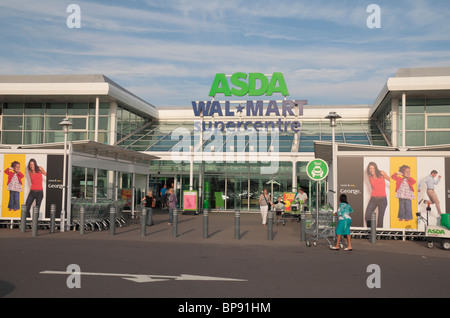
[183,190,197,211]
[337,157,364,227]
[282,192,295,212]
[2,154,48,219]
[23,154,48,219]
[2,154,24,218]
[389,157,417,229]
[416,157,445,229]
[45,155,65,219]
[363,157,391,229]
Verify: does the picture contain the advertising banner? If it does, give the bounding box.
[338,155,447,230]
[282,192,296,212]
[183,190,198,211]
[337,157,364,227]
[1,153,67,220]
[45,155,65,219]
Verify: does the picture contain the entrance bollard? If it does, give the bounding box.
[370,212,376,244]
[60,210,66,232]
[203,210,209,239]
[172,209,178,238]
[80,205,85,235]
[234,210,240,240]
[50,204,56,234]
[267,211,274,240]
[141,207,147,237]
[300,212,306,242]
[110,206,116,236]
[20,204,27,233]
[32,206,39,237]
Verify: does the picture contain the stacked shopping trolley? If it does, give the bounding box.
[71,199,126,231]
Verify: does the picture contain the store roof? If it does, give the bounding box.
[16,140,159,163]
[370,66,450,117]
[0,74,157,118]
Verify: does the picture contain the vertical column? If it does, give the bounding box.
[292,159,297,193]
[95,96,99,142]
[391,98,399,147]
[109,101,117,146]
[402,92,406,148]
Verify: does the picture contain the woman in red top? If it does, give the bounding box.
[25,159,46,217]
[365,162,389,228]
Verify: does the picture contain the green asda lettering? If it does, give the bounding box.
[427,229,445,235]
[209,72,289,97]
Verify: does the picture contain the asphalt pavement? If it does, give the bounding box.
[1,209,449,302]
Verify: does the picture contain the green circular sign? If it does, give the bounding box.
[306,159,329,181]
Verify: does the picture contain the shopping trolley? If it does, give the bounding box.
[305,212,339,248]
[71,199,127,231]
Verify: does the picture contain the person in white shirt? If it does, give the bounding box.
[418,170,442,214]
[294,188,308,203]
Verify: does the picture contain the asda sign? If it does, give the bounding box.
[192,72,307,133]
[209,72,289,97]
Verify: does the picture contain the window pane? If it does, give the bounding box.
[24,103,44,115]
[24,132,43,144]
[428,116,450,129]
[406,131,424,147]
[3,116,23,130]
[3,103,23,115]
[426,104,450,113]
[400,99,425,113]
[2,131,22,144]
[45,117,65,130]
[426,131,450,145]
[24,116,44,130]
[45,132,64,143]
[88,116,110,130]
[99,117,109,130]
[405,114,424,130]
[68,132,87,141]
[46,103,66,115]
[68,102,88,115]
[70,117,87,130]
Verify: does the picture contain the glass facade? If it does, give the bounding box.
[399,98,450,146]
[0,101,110,145]
[0,101,152,146]
[116,119,388,152]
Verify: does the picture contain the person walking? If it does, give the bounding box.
[331,194,353,251]
[167,188,177,225]
[259,189,272,226]
[418,170,442,215]
[141,190,154,226]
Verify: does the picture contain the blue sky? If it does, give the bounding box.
[0,0,449,107]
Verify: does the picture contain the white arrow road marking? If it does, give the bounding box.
[40,270,247,283]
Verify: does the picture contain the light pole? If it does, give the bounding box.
[325,112,341,212]
[59,118,72,232]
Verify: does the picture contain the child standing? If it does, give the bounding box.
[332,194,353,251]
[4,161,24,211]
[391,165,416,222]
